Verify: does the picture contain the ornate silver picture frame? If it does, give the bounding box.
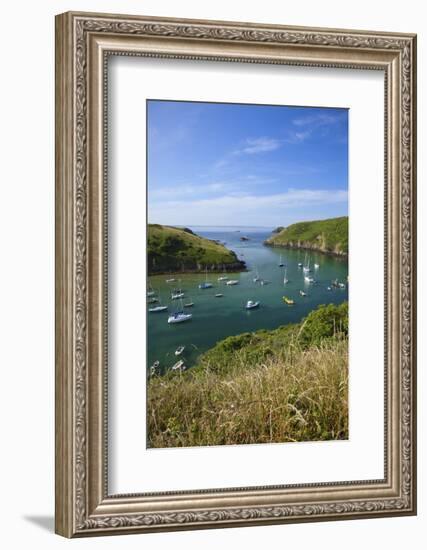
[55,11,417,537]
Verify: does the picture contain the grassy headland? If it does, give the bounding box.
[265,216,348,256]
[147,302,348,448]
[148,224,245,275]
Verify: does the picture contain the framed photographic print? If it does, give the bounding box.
[55,11,417,537]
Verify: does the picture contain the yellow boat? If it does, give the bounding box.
[282,296,295,305]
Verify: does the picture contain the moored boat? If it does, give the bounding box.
[149,305,168,312]
[172,359,186,371]
[199,267,213,289]
[226,279,239,286]
[283,296,295,305]
[175,345,185,356]
[150,360,160,376]
[168,312,192,324]
[245,300,260,309]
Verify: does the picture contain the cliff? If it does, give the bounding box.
[265,216,348,256]
[148,224,246,275]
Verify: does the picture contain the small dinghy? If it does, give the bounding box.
[299,290,307,297]
[215,293,224,297]
[175,345,185,356]
[226,280,239,286]
[283,296,295,305]
[172,359,186,372]
[150,361,160,376]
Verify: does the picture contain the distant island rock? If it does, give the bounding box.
[265,216,348,256]
[148,224,246,275]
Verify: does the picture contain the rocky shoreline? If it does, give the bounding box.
[148,260,247,276]
[264,241,348,258]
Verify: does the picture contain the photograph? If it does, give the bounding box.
[146,100,349,448]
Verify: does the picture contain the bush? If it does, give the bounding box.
[298,302,348,347]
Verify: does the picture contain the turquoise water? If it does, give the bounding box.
[147,227,348,374]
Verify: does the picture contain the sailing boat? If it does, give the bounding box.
[147,281,155,297]
[217,266,228,281]
[278,254,284,267]
[183,295,194,307]
[168,299,192,324]
[303,253,311,273]
[283,268,289,284]
[199,267,213,289]
[253,266,261,283]
[149,293,168,312]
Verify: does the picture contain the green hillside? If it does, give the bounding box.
[148,224,245,275]
[148,302,349,448]
[265,216,348,256]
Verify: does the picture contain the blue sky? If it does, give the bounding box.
[147,100,348,228]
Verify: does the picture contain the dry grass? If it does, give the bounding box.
[147,336,348,448]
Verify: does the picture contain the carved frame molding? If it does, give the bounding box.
[55,11,416,537]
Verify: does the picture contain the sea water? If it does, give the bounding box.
[147,226,348,373]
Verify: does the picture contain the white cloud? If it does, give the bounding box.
[236,137,281,155]
[292,112,342,127]
[149,188,348,226]
[286,130,312,144]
